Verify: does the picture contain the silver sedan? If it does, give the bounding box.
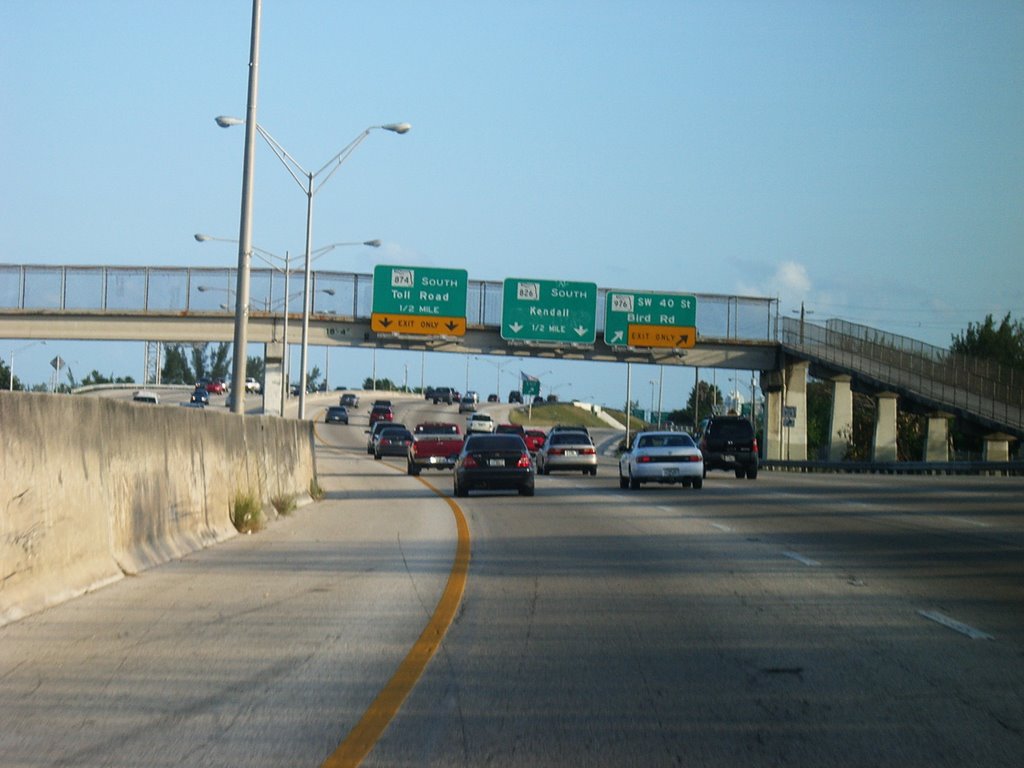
[619,431,703,489]
[536,431,598,475]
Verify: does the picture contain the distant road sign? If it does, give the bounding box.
[501,278,597,344]
[522,378,540,397]
[604,290,697,349]
[371,265,468,337]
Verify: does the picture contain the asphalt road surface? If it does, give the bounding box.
[2,397,1022,767]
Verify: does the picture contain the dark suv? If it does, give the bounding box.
[698,415,759,479]
[431,387,455,405]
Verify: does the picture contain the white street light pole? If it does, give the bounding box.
[215,117,409,419]
[8,340,46,391]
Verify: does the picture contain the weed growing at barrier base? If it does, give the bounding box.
[272,493,296,516]
[231,492,265,533]
[309,477,325,501]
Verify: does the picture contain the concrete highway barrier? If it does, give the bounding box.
[0,391,316,626]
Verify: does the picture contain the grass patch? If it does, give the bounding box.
[309,477,325,501]
[508,403,631,429]
[271,493,297,517]
[231,492,265,534]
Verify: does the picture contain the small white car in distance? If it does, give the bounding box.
[619,431,704,490]
[466,413,496,433]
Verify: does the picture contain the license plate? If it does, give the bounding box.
[722,454,735,462]
[488,459,505,467]
[663,467,678,476]
[564,450,578,457]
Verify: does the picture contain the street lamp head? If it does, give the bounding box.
[322,288,336,296]
[194,233,211,242]
[215,115,244,128]
[363,240,382,248]
[381,122,412,135]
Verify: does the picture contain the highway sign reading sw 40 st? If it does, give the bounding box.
[501,278,597,344]
[604,290,697,349]
[371,265,468,336]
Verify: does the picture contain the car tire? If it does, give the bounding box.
[407,460,420,476]
[519,485,535,497]
[747,467,758,480]
[374,452,382,461]
[455,480,468,498]
[629,472,640,490]
[692,478,703,489]
[619,472,629,489]
[589,468,597,476]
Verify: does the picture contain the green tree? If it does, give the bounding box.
[161,345,194,384]
[950,312,1024,372]
[1,357,19,390]
[666,381,723,431]
[79,370,136,386]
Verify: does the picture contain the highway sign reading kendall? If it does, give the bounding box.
[371,265,468,336]
[501,278,597,344]
[604,290,697,349]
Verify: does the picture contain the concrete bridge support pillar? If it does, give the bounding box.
[784,360,809,461]
[872,391,899,462]
[764,387,783,460]
[924,412,952,462]
[828,375,853,461]
[263,341,284,417]
[983,433,1014,462]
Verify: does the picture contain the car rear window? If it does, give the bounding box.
[551,433,590,445]
[709,420,754,439]
[638,434,694,448]
[467,435,524,452]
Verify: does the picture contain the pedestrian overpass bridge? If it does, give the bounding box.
[2,264,1021,460]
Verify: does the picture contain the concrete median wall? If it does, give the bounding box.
[0,392,316,626]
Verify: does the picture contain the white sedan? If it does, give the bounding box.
[466,413,496,433]
[619,431,704,489]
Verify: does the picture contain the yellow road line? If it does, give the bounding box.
[321,472,470,768]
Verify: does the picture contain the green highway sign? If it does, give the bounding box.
[371,265,468,336]
[501,278,597,344]
[604,290,698,348]
[521,378,541,397]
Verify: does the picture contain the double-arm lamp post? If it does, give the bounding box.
[215,116,410,419]
[195,233,379,415]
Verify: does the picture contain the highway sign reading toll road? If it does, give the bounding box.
[501,278,597,344]
[604,290,697,349]
[371,265,468,337]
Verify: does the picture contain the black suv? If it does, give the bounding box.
[698,416,759,479]
[508,389,523,404]
[431,387,455,405]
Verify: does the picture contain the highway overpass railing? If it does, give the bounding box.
[0,263,778,342]
[782,316,1024,434]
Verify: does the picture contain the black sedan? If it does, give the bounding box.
[453,434,535,497]
[325,405,349,424]
[374,427,414,460]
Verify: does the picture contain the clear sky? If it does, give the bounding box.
[2,1,1022,411]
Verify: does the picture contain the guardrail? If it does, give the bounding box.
[0,264,778,343]
[763,459,1024,476]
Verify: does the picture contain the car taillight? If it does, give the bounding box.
[638,454,652,463]
[686,454,702,462]
[581,447,595,455]
[462,455,479,468]
[752,437,758,454]
[517,453,532,468]
[549,448,564,455]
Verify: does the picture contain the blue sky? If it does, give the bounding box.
[2,1,1022,411]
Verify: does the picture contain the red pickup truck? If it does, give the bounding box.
[407,422,464,475]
